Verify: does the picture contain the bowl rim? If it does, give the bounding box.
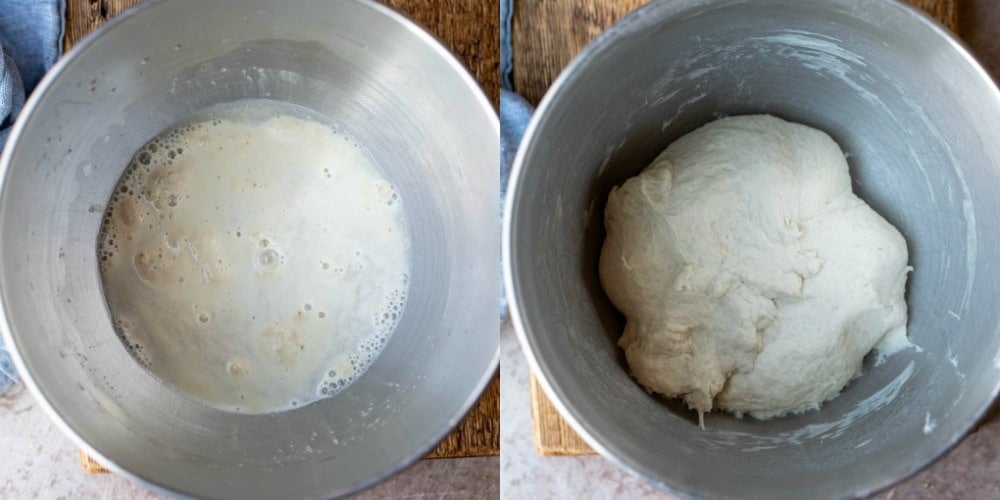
[0,0,500,497]
[502,0,1000,497]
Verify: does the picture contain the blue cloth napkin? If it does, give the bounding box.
[500,0,535,318]
[0,0,65,392]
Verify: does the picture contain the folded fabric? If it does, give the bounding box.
[500,89,534,317]
[0,0,65,392]
[500,89,533,194]
[500,0,535,319]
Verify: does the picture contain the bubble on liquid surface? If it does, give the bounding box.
[226,359,247,377]
[255,247,281,272]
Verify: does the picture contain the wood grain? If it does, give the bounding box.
[64,0,142,50]
[66,0,499,473]
[512,0,958,106]
[383,0,500,107]
[529,374,591,456]
[79,450,108,474]
[427,375,500,459]
[511,0,646,105]
[65,0,499,107]
[914,0,958,32]
[516,0,958,457]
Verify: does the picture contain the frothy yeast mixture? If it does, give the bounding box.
[98,100,409,413]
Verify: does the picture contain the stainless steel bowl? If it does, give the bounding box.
[0,0,498,497]
[504,0,1000,497]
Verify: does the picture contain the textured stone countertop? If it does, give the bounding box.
[500,1,1000,498]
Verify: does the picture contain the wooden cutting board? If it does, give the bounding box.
[67,0,499,473]
[513,0,957,457]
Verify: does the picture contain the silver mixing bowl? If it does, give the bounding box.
[0,0,498,497]
[505,0,1000,497]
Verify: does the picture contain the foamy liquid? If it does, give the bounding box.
[98,100,410,413]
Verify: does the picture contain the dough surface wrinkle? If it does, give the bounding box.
[600,114,910,420]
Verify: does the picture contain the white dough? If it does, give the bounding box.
[599,114,910,423]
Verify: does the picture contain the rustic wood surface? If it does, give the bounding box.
[66,0,499,107]
[66,0,499,473]
[511,0,645,106]
[529,374,591,456]
[512,0,958,106]
[383,0,500,107]
[63,0,141,50]
[515,0,958,457]
[914,0,959,33]
[429,375,499,459]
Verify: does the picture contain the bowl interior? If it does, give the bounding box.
[507,0,1000,497]
[0,0,498,497]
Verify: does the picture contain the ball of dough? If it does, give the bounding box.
[599,114,910,423]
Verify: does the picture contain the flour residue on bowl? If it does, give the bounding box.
[698,361,914,452]
[97,100,410,413]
